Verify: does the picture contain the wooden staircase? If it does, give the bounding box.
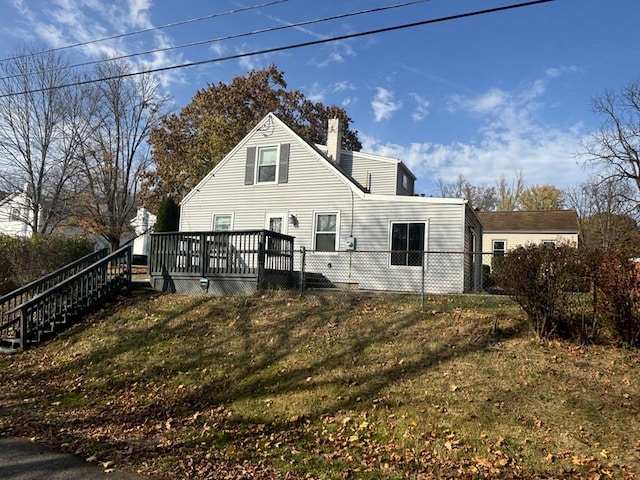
[0,245,133,354]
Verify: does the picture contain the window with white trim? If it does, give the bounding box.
[314,213,337,252]
[213,214,232,232]
[541,240,557,248]
[256,146,278,183]
[390,222,425,266]
[492,240,506,257]
[9,207,21,221]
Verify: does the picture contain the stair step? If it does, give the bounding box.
[0,337,23,354]
[0,346,21,355]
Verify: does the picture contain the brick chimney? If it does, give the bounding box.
[327,118,343,165]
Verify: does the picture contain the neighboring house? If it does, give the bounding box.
[129,207,157,262]
[477,209,581,267]
[0,189,36,237]
[176,113,483,294]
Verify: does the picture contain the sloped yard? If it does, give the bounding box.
[0,289,638,479]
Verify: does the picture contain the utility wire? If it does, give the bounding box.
[0,0,555,99]
[0,0,289,63]
[0,0,433,81]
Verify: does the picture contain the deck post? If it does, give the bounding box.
[199,232,207,277]
[19,305,27,351]
[257,232,265,289]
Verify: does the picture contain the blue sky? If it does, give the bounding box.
[1,0,638,196]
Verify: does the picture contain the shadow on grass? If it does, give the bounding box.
[0,289,532,475]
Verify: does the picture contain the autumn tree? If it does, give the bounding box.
[142,65,361,208]
[584,79,640,195]
[0,49,84,233]
[76,59,168,250]
[519,184,565,211]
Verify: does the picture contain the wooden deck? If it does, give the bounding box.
[149,230,295,296]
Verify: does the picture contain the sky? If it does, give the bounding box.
[0,0,638,197]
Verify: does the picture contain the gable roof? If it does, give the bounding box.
[181,113,372,205]
[477,210,580,233]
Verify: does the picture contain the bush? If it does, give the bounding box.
[494,243,582,340]
[593,248,640,348]
[0,234,94,296]
[495,243,640,347]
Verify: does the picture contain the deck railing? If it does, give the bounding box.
[0,245,131,351]
[150,230,294,283]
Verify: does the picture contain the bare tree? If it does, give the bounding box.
[496,171,525,211]
[438,174,497,211]
[0,49,83,233]
[566,175,639,248]
[77,59,168,250]
[584,79,640,194]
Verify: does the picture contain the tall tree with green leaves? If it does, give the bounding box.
[142,65,361,208]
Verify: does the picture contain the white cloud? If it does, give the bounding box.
[371,87,401,122]
[363,75,589,194]
[410,93,430,121]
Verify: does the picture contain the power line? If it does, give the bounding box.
[0,0,289,63]
[0,0,555,99]
[0,0,433,82]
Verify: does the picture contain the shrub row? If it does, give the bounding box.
[494,244,640,348]
[0,235,94,296]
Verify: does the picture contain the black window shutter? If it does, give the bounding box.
[278,143,290,184]
[245,147,256,185]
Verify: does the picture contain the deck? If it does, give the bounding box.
[149,230,295,296]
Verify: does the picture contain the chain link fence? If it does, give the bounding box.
[291,248,500,300]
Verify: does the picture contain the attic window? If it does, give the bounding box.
[402,173,409,190]
[257,146,278,183]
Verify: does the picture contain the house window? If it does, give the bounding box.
[213,214,232,232]
[9,207,21,221]
[541,240,557,248]
[391,222,425,266]
[402,173,409,190]
[492,240,506,257]
[257,146,278,183]
[314,213,337,252]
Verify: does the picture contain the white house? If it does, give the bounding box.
[174,113,483,294]
[129,207,157,261]
[0,189,36,237]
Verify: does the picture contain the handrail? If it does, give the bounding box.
[0,245,132,350]
[0,248,109,306]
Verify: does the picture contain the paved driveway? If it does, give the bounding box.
[0,438,152,480]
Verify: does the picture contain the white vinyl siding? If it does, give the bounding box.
[179,114,473,293]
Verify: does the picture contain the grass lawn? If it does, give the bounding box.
[0,288,638,479]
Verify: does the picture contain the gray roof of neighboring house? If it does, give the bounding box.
[477,210,580,233]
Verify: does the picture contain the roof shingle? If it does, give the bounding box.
[477,210,580,232]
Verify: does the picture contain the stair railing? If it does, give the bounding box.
[0,245,131,351]
[0,248,109,323]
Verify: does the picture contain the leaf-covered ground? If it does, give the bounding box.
[0,288,638,479]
